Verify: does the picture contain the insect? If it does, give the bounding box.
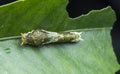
[21,29,83,46]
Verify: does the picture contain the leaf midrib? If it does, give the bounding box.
[0,27,112,41]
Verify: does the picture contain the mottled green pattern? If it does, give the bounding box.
[21,29,81,46]
[0,0,119,74]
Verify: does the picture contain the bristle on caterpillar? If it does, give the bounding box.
[21,29,83,46]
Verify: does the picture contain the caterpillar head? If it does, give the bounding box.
[21,33,27,45]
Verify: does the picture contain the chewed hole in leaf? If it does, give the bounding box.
[0,0,17,6]
[66,0,108,18]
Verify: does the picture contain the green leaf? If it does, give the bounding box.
[0,0,119,74]
[0,0,115,37]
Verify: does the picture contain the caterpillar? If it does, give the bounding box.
[21,29,83,46]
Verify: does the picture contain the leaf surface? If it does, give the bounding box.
[0,0,119,74]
